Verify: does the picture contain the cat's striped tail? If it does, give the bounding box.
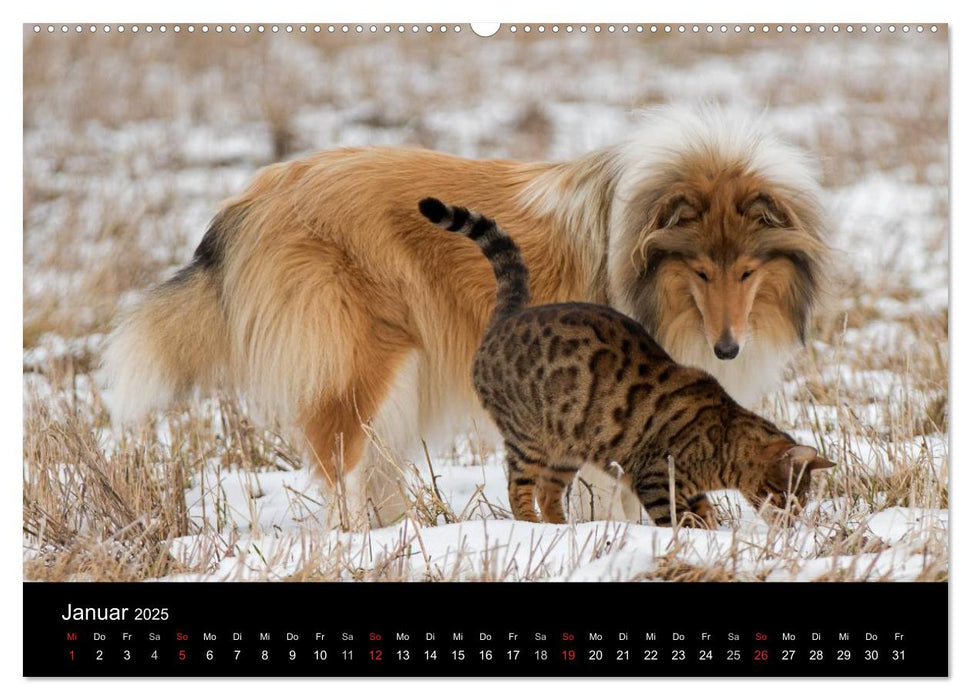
[418,197,530,323]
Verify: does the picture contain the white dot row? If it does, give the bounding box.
[31,24,463,34]
[507,24,939,34]
[31,23,941,35]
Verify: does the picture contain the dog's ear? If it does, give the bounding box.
[741,192,793,229]
[648,192,699,231]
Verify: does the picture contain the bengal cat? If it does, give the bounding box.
[418,197,834,528]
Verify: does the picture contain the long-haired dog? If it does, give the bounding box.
[103,105,828,526]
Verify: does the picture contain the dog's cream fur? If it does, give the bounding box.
[104,106,827,526]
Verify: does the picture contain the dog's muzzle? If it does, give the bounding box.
[713,336,739,360]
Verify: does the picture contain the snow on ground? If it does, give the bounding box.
[148,455,946,583]
[148,399,946,584]
[23,28,948,582]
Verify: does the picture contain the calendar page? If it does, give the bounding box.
[22,21,948,677]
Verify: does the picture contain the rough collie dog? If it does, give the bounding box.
[103,105,828,526]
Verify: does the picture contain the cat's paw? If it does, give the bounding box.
[685,495,718,529]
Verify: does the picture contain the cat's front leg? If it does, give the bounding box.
[536,465,579,524]
[632,474,694,528]
[505,446,541,522]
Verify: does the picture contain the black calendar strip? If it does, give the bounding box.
[24,582,947,677]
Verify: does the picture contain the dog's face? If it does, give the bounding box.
[652,178,798,361]
[682,251,763,361]
[627,162,823,364]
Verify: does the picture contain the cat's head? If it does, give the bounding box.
[749,441,835,524]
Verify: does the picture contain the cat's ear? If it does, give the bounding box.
[759,440,794,463]
[808,455,836,471]
[761,442,835,472]
[776,445,835,483]
[785,445,836,471]
[784,445,818,465]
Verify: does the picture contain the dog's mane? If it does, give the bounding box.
[518,105,830,406]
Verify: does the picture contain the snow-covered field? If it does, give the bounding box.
[23,26,948,582]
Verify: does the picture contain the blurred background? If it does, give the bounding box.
[23,26,947,345]
[22,25,949,581]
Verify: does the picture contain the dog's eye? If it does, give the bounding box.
[696,271,709,282]
[740,270,753,281]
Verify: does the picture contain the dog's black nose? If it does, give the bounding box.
[713,338,739,360]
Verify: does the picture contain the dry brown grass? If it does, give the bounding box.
[23,26,948,582]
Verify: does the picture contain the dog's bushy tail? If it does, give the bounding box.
[418,197,530,323]
[101,223,233,425]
